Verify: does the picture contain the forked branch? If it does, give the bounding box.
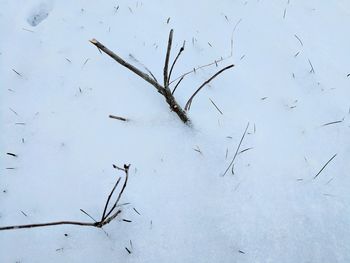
[0,164,130,231]
[90,34,189,124]
[90,29,234,124]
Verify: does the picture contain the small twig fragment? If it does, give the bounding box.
[314,154,337,179]
[209,98,223,115]
[12,69,23,77]
[133,207,141,215]
[294,34,303,46]
[322,119,343,127]
[109,114,129,122]
[308,59,315,74]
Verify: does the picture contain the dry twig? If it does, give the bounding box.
[90,34,189,123]
[314,154,337,179]
[109,114,129,122]
[90,29,233,124]
[209,98,223,115]
[185,64,234,111]
[0,164,130,231]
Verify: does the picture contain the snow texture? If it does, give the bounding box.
[1,0,350,262]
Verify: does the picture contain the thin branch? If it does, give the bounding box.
[223,123,249,176]
[101,177,121,221]
[89,39,164,94]
[185,64,234,111]
[80,209,98,223]
[103,165,130,220]
[0,221,96,231]
[171,76,184,95]
[314,154,337,179]
[164,29,174,88]
[101,210,122,225]
[169,41,185,83]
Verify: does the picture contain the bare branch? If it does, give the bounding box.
[169,41,185,83]
[0,221,96,231]
[102,210,122,226]
[101,177,122,221]
[164,29,174,88]
[0,164,130,231]
[89,39,164,94]
[185,64,234,111]
[90,35,189,124]
[171,76,184,95]
[103,165,130,220]
[90,30,231,124]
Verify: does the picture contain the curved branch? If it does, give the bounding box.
[185,64,234,111]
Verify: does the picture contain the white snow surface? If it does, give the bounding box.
[1,0,350,262]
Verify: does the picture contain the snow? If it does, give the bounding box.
[1,0,350,262]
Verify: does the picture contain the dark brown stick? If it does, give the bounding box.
[172,76,184,95]
[0,221,96,231]
[103,165,129,220]
[102,210,122,225]
[185,64,234,111]
[101,177,121,221]
[164,29,174,87]
[109,115,128,122]
[168,41,185,83]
